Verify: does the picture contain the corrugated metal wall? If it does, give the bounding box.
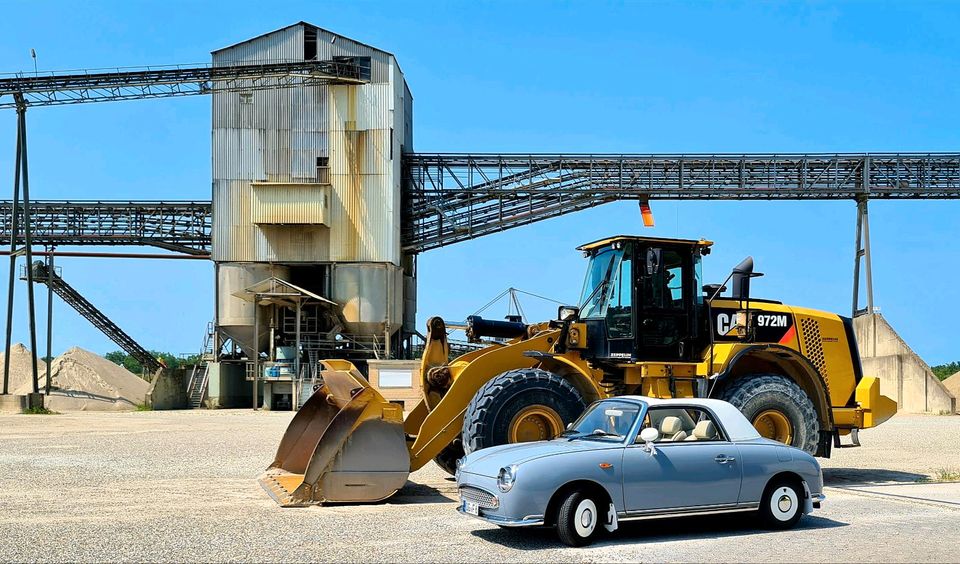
[211,22,409,265]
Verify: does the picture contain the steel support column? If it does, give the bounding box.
[852,197,875,317]
[252,295,259,411]
[17,99,41,395]
[1,97,22,395]
[44,248,53,394]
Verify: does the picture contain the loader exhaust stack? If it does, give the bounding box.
[258,361,410,506]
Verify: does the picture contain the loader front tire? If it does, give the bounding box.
[719,374,819,455]
[462,368,586,454]
[433,439,464,476]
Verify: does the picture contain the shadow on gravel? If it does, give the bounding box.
[823,468,928,485]
[472,513,847,550]
[390,481,457,504]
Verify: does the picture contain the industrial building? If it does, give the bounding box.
[0,22,958,414]
[209,23,415,409]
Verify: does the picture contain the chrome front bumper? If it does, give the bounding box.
[811,493,825,509]
[456,507,545,527]
[802,481,826,513]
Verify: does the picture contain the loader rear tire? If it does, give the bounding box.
[719,374,819,455]
[462,368,586,454]
[433,439,464,476]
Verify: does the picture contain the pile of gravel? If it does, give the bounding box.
[15,346,149,411]
[0,343,45,392]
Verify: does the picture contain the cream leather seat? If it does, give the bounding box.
[684,420,718,441]
[659,416,687,442]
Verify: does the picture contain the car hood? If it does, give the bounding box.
[461,438,618,478]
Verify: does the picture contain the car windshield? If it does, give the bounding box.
[563,400,642,442]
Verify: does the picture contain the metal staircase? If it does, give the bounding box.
[185,322,215,408]
[27,261,162,374]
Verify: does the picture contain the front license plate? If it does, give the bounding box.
[463,500,479,516]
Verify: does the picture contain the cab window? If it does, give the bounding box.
[636,407,723,443]
[640,249,685,310]
[605,252,632,339]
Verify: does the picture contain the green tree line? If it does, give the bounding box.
[104,351,201,374]
[932,361,960,381]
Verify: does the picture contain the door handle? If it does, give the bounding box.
[714,455,736,464]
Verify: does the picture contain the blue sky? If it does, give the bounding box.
[0,1,957,363]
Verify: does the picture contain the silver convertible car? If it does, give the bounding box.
[456,396,825,547]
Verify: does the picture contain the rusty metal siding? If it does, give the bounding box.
[251,182,330,224]
[212,22,409,265]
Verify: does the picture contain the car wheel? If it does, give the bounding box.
[462,369,586,454]
[719,374,820,455]
[556,490,602,547]
[433,438,464,476]
[759,479,804,529]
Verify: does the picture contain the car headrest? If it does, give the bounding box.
[693,420,717,439]
[660,416,683,435]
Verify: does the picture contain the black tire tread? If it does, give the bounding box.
[719,373,819,455]
[433,439,464,476]
[759,477,804,529]
[556,491,595,547]
[462,368,585,454]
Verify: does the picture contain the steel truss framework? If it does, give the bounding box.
[0,60,364,109]
[4,153,960,255]
[402,153,960,252]
[0,200,211,255]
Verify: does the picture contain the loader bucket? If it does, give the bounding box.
[259,364,410,506]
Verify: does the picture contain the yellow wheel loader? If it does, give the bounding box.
[260,236,897,506]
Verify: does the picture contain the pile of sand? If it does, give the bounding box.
[943,372,960,411]
[14,346,149,411]
[0,343,46,393]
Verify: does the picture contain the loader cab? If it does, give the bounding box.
[576,236,713,363]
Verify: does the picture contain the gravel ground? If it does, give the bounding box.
[0,410,957,562]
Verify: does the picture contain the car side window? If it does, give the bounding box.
[636,407,724,443]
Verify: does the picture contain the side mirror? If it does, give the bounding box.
[645,248,662,276]
[639,427,659,455]
[731,256,764,302]
[558,305,579,322]
[566,422,573,430]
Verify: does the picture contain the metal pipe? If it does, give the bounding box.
[294,302,300,413]
[2,99,22,396]
[0,250,209,259]
[252,295,258,411]
[17,101,40,395]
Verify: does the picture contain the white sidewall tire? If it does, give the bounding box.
[769,485,799,522]
[573,498,598,538]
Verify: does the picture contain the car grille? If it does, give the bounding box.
[460,486,499,509]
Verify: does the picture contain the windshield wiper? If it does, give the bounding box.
[567,429,620,441]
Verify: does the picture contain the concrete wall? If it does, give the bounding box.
[854,314,956,413]
[145,369,188,410]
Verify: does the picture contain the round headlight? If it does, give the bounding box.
[497,465,518,492]
[455,457,464,481]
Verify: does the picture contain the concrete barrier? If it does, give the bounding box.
[145,368,188,410]
[854,314,956,414]
[0,393,44,413]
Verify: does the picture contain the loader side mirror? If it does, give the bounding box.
[558,306,579,322]
[731,256,764,301]
[645,248,662,276]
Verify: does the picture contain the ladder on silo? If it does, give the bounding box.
[26,261,163,375]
